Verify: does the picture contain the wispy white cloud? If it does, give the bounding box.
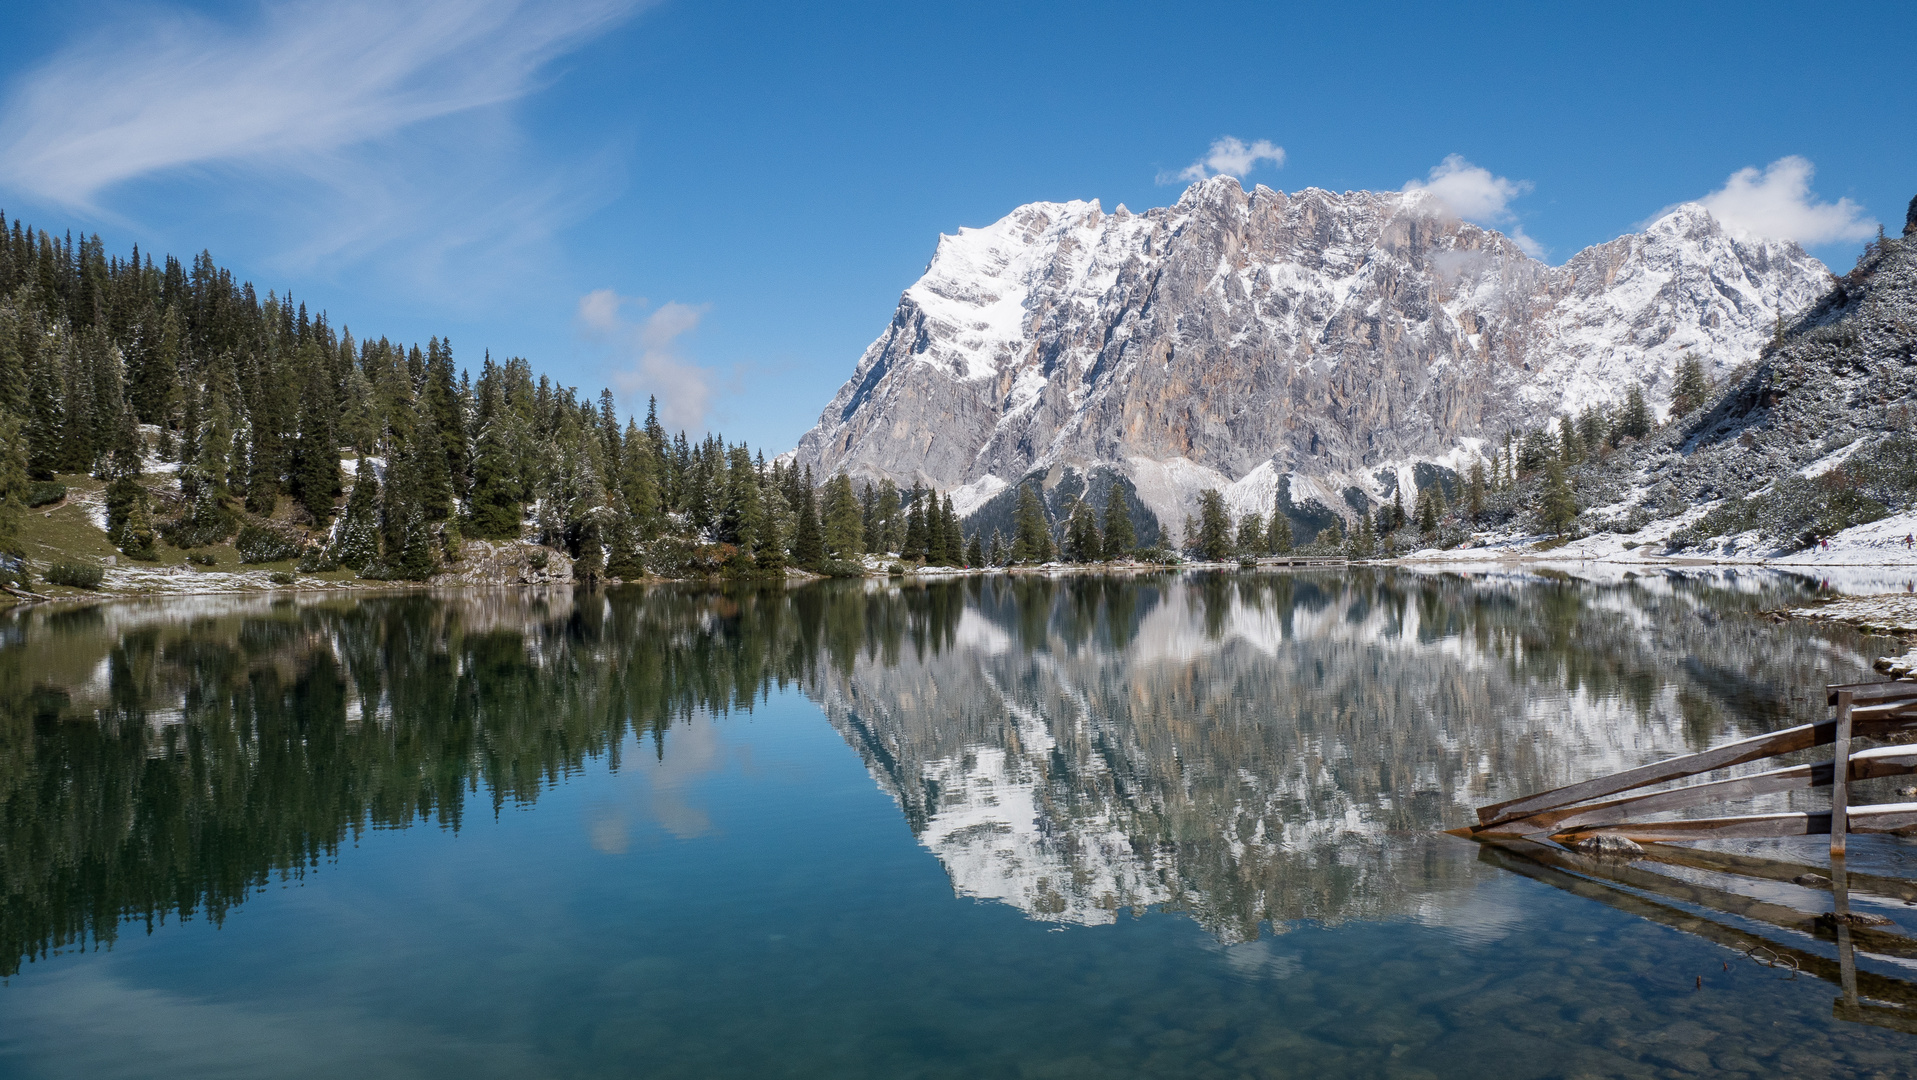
[1697,156,1876,246]
[1161,136,1285,184]
[0,0,645,301]
[1402,154,1542,257]
[0,0,640,209]
[578,289,714,432]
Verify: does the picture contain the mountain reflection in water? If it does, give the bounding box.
[0,570,1880,974]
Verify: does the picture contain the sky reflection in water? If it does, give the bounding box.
[1,569,1913,1077]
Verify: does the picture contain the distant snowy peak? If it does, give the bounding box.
[795,176,1831,528]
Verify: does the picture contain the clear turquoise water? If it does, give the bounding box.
[2,571,1914,1077]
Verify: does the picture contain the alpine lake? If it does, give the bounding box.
[4,568,1917,1079]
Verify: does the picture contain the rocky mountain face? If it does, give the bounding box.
[793,176,1831,538]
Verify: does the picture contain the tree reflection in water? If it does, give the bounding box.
[0,570,1880,974]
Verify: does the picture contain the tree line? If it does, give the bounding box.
[1180,364,1707,561]
[0,215,1087,582]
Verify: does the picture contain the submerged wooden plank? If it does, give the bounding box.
[1634,842,1917,903]
[1474,841,1917,1008]
[1552,802,1917,843]
[1556,811,1831,842]
[1834,999,1917,1036]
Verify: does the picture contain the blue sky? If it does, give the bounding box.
[1,0,1912,452]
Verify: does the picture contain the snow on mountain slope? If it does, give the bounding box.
[794,176,1830,535]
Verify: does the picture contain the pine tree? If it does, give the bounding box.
[1197,490,1231,561]
[1066,499,1101,562]
[1266,510,1292,554]
[876,480,901,553]
[1235,511,1263,556]
[0,412,27,559]
[1101,486,1135,560]
[1467,460,1486,519]
[1671,354,1711,417]
[332,456,382,570]
[792,475,825,571]
[1540,459,1577,535]
[964,533,983,568]
[1011,482,1047,563]
[1558,415,1581,466]
[1617,384,1653,441]
[987,529,1005,566]
[903,488,928,561]
[822,474,863,558]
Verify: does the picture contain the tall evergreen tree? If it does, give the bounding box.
[792,474,825,571]
[1011,482,1047,563]
[1101,486,1135,559]
[332,457,382,570]
[1196,490,1231,561]
[1266,510,1292,554]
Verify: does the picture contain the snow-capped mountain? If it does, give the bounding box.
[793,176,1831,531]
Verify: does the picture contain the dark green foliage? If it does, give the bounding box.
[1616,384,1653,442]
[161,470,238,548]
[105,478,157,559]
[26,482,64,508]
[1196,490,1231,561]
[1235,511,1263,556]
[43,561,104,588]
[1010,482,1048,563]
[1538,461,1577,535]
[330,458,382,570]
[791,476,825,571]
[235,523,307,564]
[964,534,983,568]
[1101,486,1135,559]
[1266,510,1293,554]
[1671,354,1712,417]
[1065,499,1101,562]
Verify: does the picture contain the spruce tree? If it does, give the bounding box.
[1100,487,1135,560]
[1618,384,1653,441]
[332,457,382,570]
[792,477,825,571]
[0,413,27,559]
[964,533,983,568]
[1011,482,1046,563]
[988,529,1005,566]
[1197,490,1231,561]
[903,492,927,561]
[822,474,863,558]
[1235,511,1263,556]
[1671,354,1711,417]
[1067,499,1101,562]
[1540,460,1577,535]
[1266,510,1293,554]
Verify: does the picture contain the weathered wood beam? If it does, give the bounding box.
[1476,713,1917,828]
[1551,801,1917,844]
[1633,841,1917,903]
[1478,747,1917,836]
[1827,681,1917,706]
[1834,690,1855,857]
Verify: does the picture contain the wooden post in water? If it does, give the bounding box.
[1833,690,1855,858]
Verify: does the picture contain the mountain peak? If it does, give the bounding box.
[796,183,1834,533]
